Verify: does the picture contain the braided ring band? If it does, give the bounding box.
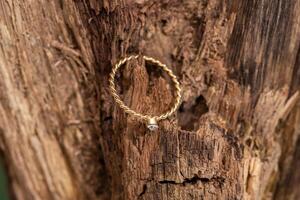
[109,55,182,131]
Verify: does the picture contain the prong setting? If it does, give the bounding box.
[147,118,158,131]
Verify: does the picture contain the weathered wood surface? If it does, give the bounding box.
[1,0,300,200]
[0,0,106,199]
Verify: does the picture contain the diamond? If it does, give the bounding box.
[147,118,158,131]
[147,124,158,131]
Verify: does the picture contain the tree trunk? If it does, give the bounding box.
[1,0,300,200]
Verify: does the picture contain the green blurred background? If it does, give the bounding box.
[0,158,9,200]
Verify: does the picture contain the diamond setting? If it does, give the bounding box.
[147,118,158,131]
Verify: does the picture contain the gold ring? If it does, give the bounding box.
[109,55,181,131]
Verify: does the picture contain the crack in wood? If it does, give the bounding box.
[158,175,225,187]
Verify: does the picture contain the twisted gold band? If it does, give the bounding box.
[109,55,181,130]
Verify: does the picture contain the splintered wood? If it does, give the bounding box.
[0,0,300,200]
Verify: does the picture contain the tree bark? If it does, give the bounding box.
[0,1,106,199]
[1,0,300,200]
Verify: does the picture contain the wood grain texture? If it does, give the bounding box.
[0,0,107,199]
[0,0,300,199]
[84,0,300,199]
